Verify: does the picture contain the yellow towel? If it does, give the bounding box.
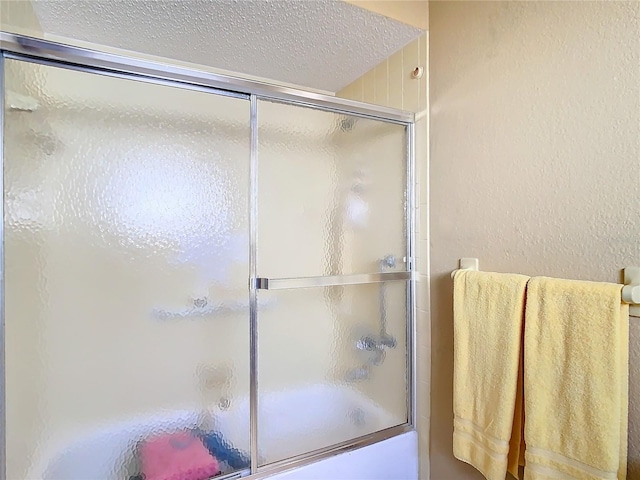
[524,277,629,480]
[453,270,529,480]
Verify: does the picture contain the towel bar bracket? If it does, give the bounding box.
[623,267,640,317]
[451,258,479,279]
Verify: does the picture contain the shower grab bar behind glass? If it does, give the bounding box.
[255,271,411,290]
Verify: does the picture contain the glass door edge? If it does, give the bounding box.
[407,122,417,430]
[0,52,6,480]
[249,94,259,474]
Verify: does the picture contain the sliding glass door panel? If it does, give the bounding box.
[255,99,409,466]
[256,100,408,279]
[3,59,251,480]
[256,282,408,465]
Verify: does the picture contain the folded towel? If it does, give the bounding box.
[140,431,220,480]
[195,429,250,470]
[453,270,529,480]
[524,277,629,480]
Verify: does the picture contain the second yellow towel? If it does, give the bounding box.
[453,270,529,480]
[524,277,629,480]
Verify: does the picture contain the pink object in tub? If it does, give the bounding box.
[140,432,220,480]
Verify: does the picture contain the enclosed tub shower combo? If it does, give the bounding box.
[0,34,417,480]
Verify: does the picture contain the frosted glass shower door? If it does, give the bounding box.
[3,59,251,479]
[256,100,409,465]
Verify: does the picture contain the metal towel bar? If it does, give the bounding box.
[451,258,640,317]
[255,271,411,290]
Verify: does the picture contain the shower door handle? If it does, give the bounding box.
[254,271,411,290]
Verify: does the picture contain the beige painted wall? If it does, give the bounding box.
[429,2,640,479]
[338,31,430,479]
[0,0,42,36]
[344,0,428,30]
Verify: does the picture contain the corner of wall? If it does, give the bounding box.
[342,0,428,31]
[337,32,427,115]
[0,0,44,37]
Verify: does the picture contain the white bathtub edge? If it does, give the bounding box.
[265,430,418,480]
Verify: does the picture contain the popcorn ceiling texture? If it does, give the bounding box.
[30,0,422,92]
[429,2,640,478]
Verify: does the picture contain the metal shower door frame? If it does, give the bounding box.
[0,32,416,480]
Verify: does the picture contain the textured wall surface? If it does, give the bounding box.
[28,0,421,92]
[338,32,430,479]
[429,2,640,479]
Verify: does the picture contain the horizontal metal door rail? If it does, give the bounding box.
[0,33,414,124]
[255,271,411,290]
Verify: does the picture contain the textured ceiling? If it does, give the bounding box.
[31,0,423,93]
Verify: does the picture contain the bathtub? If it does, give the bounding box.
[267,431,417,480]
[34,384,417,480]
